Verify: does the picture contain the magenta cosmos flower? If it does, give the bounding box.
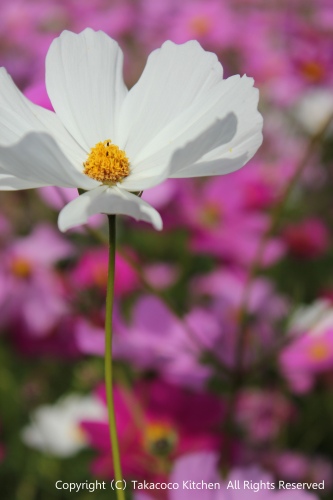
[0,28,262,231]
[81,380,224,481]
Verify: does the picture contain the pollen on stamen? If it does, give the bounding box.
[83,139,130,185]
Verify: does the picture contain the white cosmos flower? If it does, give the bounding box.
[0,28,263,232]
[290,299,333,337]
[21,394,106,457]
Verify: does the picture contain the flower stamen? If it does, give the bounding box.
[143,421,178,456]
[83,140,130,185]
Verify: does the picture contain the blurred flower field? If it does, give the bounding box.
[1,0,333,499]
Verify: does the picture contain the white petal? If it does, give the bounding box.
[168,113,238,171]
[117,40,223,159]
[129,75,262,180]
[176,130,263,178]
[0,68,86,169]
[0,132,98,189]
[0,173,46,190]
[170,76,263,177]
[58,186,162,232]
[120,113,238,191]
[119,163,170,191]
[46,29,128,150]
[170,114,263,178]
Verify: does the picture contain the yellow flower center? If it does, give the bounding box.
[11,257,32,278]
[143,422,178,457]
[308,340,329,361]
[189,16,211,37]
[70,425,87,444]
[300,61,324,83]
[92,264,108,288]
[83,139,130,185]
[200,202,221,227]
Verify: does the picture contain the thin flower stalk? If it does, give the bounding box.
[105,215,125,500]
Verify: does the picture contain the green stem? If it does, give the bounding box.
[105,215,125,500]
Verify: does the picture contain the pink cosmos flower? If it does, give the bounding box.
[235,13,289,95]
[279,299,333,393]
[0,0,70,89]
[81,380,224,480]
[238,11,333,106]
[273,21,333,106]
[137,0,180,50]
[286,21,333,89]
[177,173,284,268]
[192,269,288,369]
[134,452,319,500]
[8,223,73,267]
[4,224,72,336]
[280,328,333,393]
[71,247,139,297]
[265,451,333,490]
[1,0,136,90]
[78,275,287,385]
[78,295,212,389]
[72,1,135,39]
[143,263,179,290]
[167,0,236,49]
[193,268,287,320]
[0,225,80,357]
[235,390,294,445]
[95,273,288,383]
[75,319,106,357]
